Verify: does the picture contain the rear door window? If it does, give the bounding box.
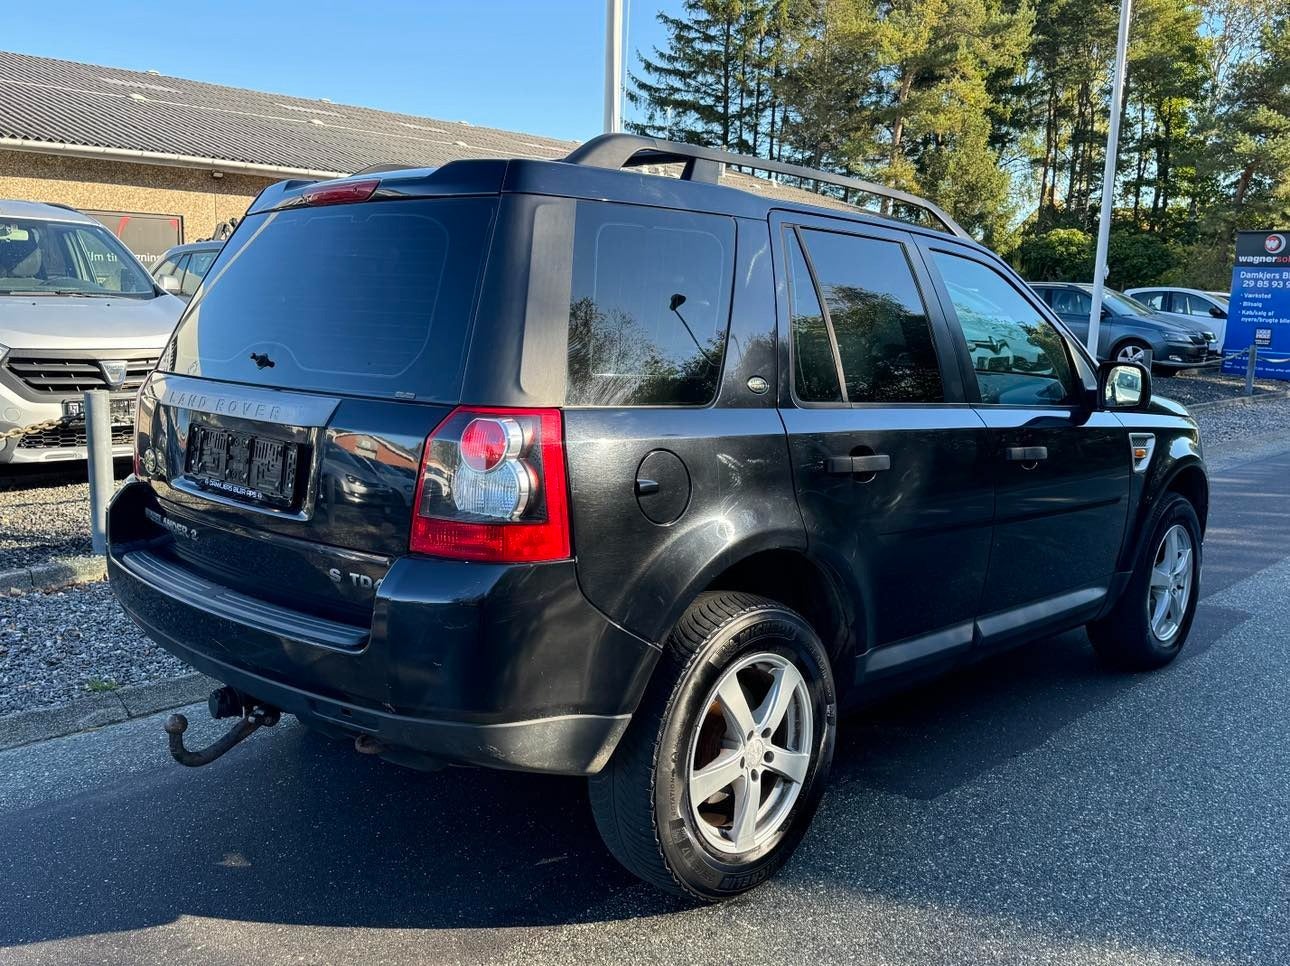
[792,228,943,404]
[1175,292,1214,317]
[164,198,497,401]
[566,202,735,406]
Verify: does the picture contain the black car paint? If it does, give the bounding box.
[108,155,1207,775]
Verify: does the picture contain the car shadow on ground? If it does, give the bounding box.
[0,594,1252,951]
[0,451,1281,953]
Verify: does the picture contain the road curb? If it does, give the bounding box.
[0,671,215,751]
[1187,389,1290,411]
[0,553,105,593]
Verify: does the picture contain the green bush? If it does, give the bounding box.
[1016,229,1094,281]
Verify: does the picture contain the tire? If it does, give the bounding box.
[1113,339,1153,367]
[1087,492,1201,670]
[589,592,837,900]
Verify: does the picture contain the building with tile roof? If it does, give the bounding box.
[0,50,574,262]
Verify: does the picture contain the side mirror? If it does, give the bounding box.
[1209,306,1227,319]
[1098,361,1151,411]
[1101,305,1113,319]
[158,274,180,294]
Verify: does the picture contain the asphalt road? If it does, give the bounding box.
[3,445,1290,966]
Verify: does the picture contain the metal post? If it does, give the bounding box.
[1246,344,1257,396]
[1086,0,1133,358]
[85,390,113,555]
[604,0,623,134]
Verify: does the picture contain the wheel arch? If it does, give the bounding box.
[1118,453,1209,574]
[684,547,858,694]
[1165,460,1209,532]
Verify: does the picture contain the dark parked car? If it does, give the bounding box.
[150,241,222,302]
[1030,282,1214,373]
[107,136,1208,900]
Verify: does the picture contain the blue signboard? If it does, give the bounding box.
[1222,230,1290,380]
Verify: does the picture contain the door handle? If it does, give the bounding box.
[1005,446,1048,462]
[825,454,892,475]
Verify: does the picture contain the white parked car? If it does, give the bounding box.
[1126,287,1230,351]
[0,201,185,465]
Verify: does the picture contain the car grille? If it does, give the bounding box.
[17,425,134,450]
[5,356,157,395]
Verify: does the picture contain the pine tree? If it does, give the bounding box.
[629,0,779,152]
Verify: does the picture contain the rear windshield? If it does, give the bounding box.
[164,198,496,400]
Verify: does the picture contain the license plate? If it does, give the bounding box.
[186,424,301,508]
[63,398,136,424]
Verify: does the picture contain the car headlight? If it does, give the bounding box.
[0,342,8,365]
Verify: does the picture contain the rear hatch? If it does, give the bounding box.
[133,184,499,625]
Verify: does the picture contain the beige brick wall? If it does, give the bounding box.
[0,149,273,243]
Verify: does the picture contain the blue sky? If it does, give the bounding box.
[4,0,685,142]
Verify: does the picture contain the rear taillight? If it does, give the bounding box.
[410,407,570,563]
[300,179,378,207]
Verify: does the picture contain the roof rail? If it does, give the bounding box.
[563,134,969,239]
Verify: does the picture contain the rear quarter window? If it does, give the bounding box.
[566,202,735,406]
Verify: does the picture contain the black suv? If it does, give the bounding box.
[108,135,1207,900]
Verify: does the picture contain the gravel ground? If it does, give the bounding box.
[1156,366,1284,406]
[0,469,110,570]
[1190,393,1290,447]
[0,581,186,716]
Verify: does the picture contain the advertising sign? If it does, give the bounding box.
[1222,230,1290,380]
[84,211,183,268]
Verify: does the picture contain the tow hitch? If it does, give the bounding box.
[163,686,281,767]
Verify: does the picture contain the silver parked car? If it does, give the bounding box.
[0,201,184,465]
[1126,286,1230,350]
[151,241,222,302]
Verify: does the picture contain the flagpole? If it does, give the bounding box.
[1087,0,1133,357]
[604,0,623,134]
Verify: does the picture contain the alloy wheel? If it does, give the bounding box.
[1148,524,1193,642]
[1117,343,1149,365]
[686,651,814,854]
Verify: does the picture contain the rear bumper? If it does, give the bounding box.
[107,480,659,775]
